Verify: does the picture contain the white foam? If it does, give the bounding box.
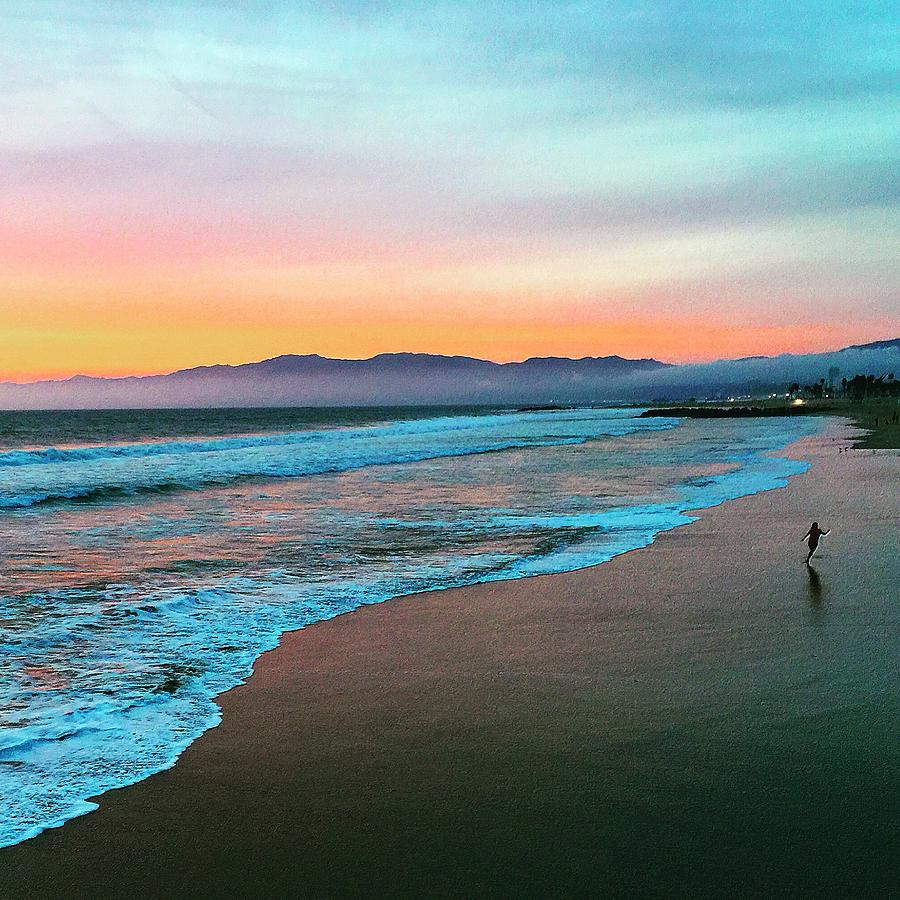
[0,410,821,847]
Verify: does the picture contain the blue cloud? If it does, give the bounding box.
[1,0,897,331]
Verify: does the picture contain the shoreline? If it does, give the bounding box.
[641,398,900,449]
[2,419,898,897]
[0,410,816,851]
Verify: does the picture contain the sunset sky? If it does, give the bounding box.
[2,1,898,381]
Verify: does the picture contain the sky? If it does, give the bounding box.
[1,1,898,380]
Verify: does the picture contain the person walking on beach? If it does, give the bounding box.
[802,522,830,565]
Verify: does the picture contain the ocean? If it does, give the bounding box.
[0,406,822,847]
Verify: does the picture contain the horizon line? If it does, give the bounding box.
[2,337,897,387]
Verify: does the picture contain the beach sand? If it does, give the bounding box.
[2,421,898,898]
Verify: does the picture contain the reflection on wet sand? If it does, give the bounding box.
[806,564,822,602]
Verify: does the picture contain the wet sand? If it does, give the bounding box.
[2,422,898,898]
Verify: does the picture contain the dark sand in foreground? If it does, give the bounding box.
[2,422,898,898]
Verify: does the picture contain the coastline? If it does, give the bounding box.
[2,419,898,897]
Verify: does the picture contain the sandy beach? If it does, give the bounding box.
[2,420,898,899]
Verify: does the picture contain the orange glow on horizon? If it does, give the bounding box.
[2,314,893,384]
[2,265,894,383]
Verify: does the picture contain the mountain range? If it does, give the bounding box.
[1,340,897,409]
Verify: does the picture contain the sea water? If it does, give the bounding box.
[0,406,822,847]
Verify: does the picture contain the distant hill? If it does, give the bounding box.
[0,341,897,409]
[843,338,900,352]
[0,353,669,409]
[644,340,900,401]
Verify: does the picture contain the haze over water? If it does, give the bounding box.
[0,406,821,847]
